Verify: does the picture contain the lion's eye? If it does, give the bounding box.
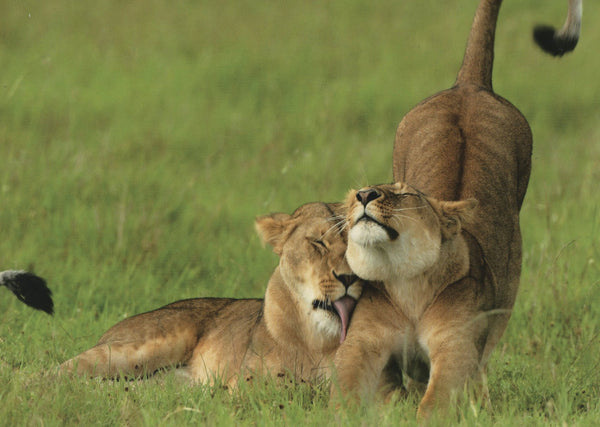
[310,239,328,252]
[400,192,420,199]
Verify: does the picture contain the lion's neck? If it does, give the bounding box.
[385,235,470,322]
[386,275,438,323]
[263,268,337,358]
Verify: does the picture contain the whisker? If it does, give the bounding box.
[389,215,402,228]
[323,216,347,238]
[337,221,349,235]
[390,213,419,225]
[326,214,346,223]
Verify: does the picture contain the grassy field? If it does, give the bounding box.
[1,0,598,425]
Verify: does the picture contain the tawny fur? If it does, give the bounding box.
[333,0,580,418]
[60,202,363,387]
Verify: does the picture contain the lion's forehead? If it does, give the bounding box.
[294,217,346,242]
[377,182,415,195]
[281,220,346,259]
[292,202,342,219]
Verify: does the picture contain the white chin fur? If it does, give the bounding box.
[310,310,340,341]
[348,221,390,246]
[299,285,340,342]
[347,228,441,282]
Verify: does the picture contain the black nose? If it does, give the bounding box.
[356,188,381,206]
[333,272,358,289]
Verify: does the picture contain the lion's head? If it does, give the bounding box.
[344,182,478,283]
[255,202,363,348]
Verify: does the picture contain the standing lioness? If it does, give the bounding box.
[333,0,581,418]
[60,202,363,386]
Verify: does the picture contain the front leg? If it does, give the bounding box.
[331,286,403,403]
[417,281,489,418]
[417,336,483,418]
[332,330,394,403]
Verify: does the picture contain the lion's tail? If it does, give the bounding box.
[534,0,582,57]
[1,270,54,314]
[454,0,502,91]
[455,0,581,91]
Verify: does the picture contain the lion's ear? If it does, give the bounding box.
[254,213,294,255]
[437,198,478,238]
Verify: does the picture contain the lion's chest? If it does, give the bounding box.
[386,276,440,323]
[384,277,443,383]
[389,324,431,384]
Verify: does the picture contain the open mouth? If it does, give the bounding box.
[357,214,399,240]
[312,295,357,344]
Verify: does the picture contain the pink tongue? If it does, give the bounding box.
[332,296,357,344]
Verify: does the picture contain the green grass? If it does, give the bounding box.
[1,0,598,424]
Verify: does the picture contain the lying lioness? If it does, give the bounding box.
[60,202,363,386]
[333,0,581,418]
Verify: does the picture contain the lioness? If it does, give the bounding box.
[60,202,363,386]
[333,0,581,417]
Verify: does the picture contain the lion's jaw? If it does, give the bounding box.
[264,268,361,354]
[347,206,441,282]
[292,263,362,348]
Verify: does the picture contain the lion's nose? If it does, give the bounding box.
[356,188,381,206]
[333,272,358,290]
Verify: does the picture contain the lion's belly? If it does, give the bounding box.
[185,330,251,384]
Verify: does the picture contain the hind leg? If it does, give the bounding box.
[59,332,195,378]
[59,306,202,378]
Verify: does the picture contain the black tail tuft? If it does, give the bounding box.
[1,270,54,315]
[533,25,579,57]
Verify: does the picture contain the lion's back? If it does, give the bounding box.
[393,84,532,307]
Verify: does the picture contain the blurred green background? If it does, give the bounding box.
[1,0,598,424]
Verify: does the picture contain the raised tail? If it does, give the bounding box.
[455,0,503,91]
[1,270,53,314]
[534,0,582,56]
